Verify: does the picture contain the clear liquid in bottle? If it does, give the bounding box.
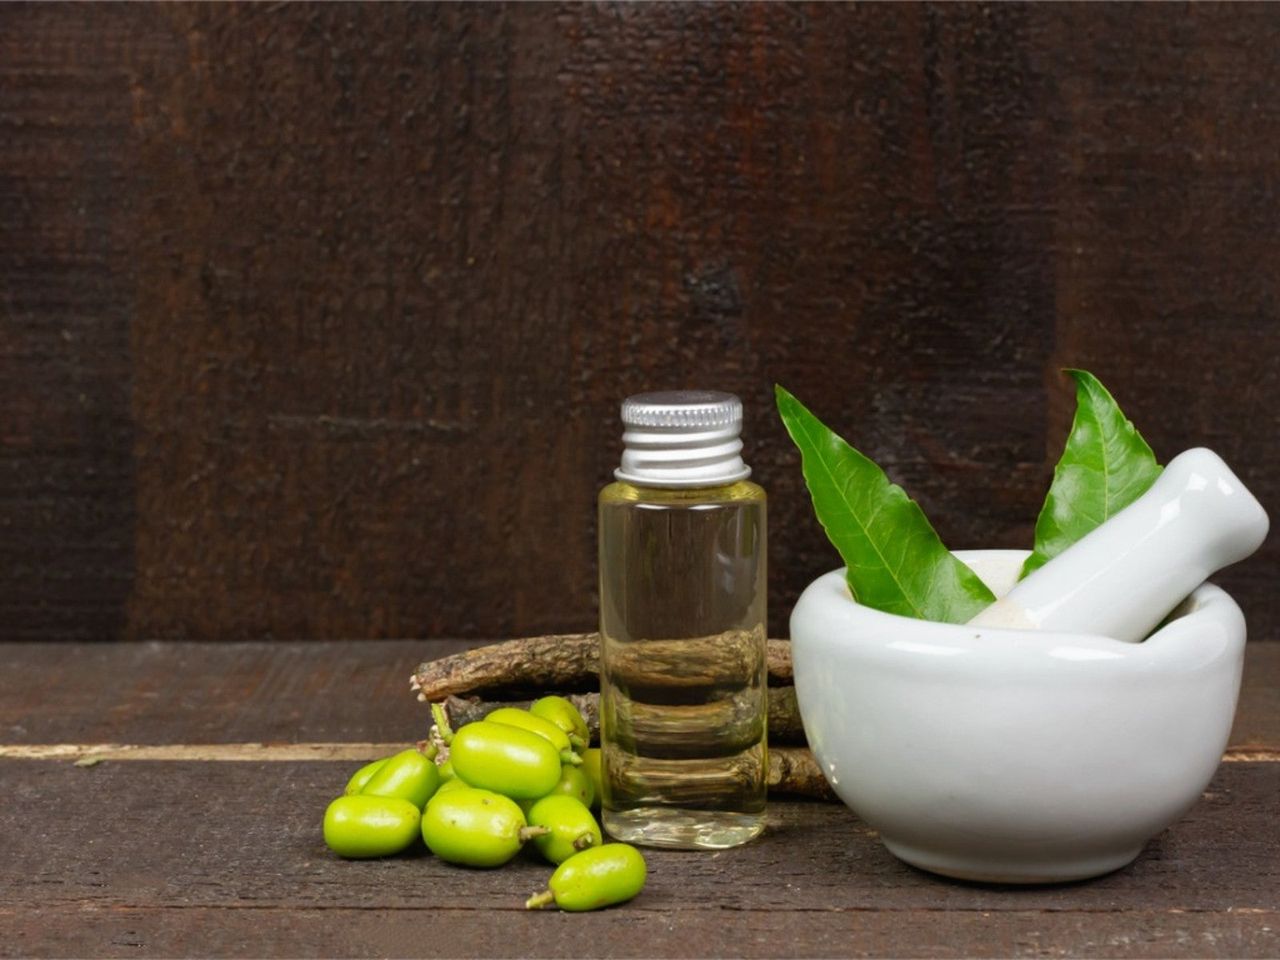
[599,466,767,849]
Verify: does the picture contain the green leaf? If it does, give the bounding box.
[1020,370,1162,579]
[775,385,996,623]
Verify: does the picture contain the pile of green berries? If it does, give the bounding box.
[322,695,646,912]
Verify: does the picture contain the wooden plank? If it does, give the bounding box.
[5,5,1280,644]
[0,760,1276,958]
[3,641,1278,749]
[1235,643,1280,748]
[1,762,1275,915]
[1041,3,1280,648]
[0,640,477,745]
[2,638,1277,957]
[5,904,1277,960]
[5,742,1273,765]
[0,742,405,761]
[0,3,148,642]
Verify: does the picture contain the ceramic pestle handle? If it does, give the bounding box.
[969,447,1269,643]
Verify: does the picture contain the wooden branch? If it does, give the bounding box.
[438,687,806,745]
[436,695,828,798]
[600,745,834,800]
[767,747,834,800]
[581,744,833,800]
[439,694,601,736]
[411,633,601,699]
[606,630,781,693]
[417,635,830,799]
[412,632,793,701]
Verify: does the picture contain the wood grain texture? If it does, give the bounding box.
[0,3,143,640]
[6,905,1278,960]
[1,639,1278,957]
[0,639,463,745]
[4,640,1278,749]
[2,4,1278,641]
[1,761,1277,958]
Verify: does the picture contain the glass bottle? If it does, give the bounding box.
[598,391,767,849]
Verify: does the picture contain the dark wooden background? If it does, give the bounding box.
[3,3,1278,643]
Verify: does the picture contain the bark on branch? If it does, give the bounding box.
[436,687,805,746]
[411,632,794,701]
[767,747,834,800]
[413,634,833,799]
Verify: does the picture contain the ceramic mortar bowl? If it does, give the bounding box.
[789,549,1246,884]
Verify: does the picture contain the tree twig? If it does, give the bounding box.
[412,632,793,701]
[767,746,834,800]
[413,635,832,799]
[438,687,806,746]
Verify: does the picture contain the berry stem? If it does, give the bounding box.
[525,889,555,910]
[430,702,455,745]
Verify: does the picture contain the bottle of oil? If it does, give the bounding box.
[598,390,767,849]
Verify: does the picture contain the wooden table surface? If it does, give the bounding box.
[2,640,1277,958]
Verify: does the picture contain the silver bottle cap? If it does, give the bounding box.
[615,390,751,488]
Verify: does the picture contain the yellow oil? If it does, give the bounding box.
[598,479,767,849]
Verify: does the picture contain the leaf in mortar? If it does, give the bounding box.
[1020,369,1162,579]
[775,385,996,623]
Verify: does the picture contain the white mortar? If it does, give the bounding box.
[789,549,1246,883]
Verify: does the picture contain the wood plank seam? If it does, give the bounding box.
[0,743,1276,761]
[0,743,407,761]
[6,904,1277,917]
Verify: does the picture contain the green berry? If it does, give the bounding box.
[580,747,603,811]
[542,764,595,808]
[526,795,602,865]
[449,721,563,799]
[323,795,420,859]
[343,757,389,795]
[485,707,581,765]
[421,787,547,867]
[526,843,646,911]
[360,746,440,810]
[529,695,590,750]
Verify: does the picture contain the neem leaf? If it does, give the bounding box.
[1020,369,1162,579]
[776,385,996,623]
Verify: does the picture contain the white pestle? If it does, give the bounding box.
[968,447,1269,643]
